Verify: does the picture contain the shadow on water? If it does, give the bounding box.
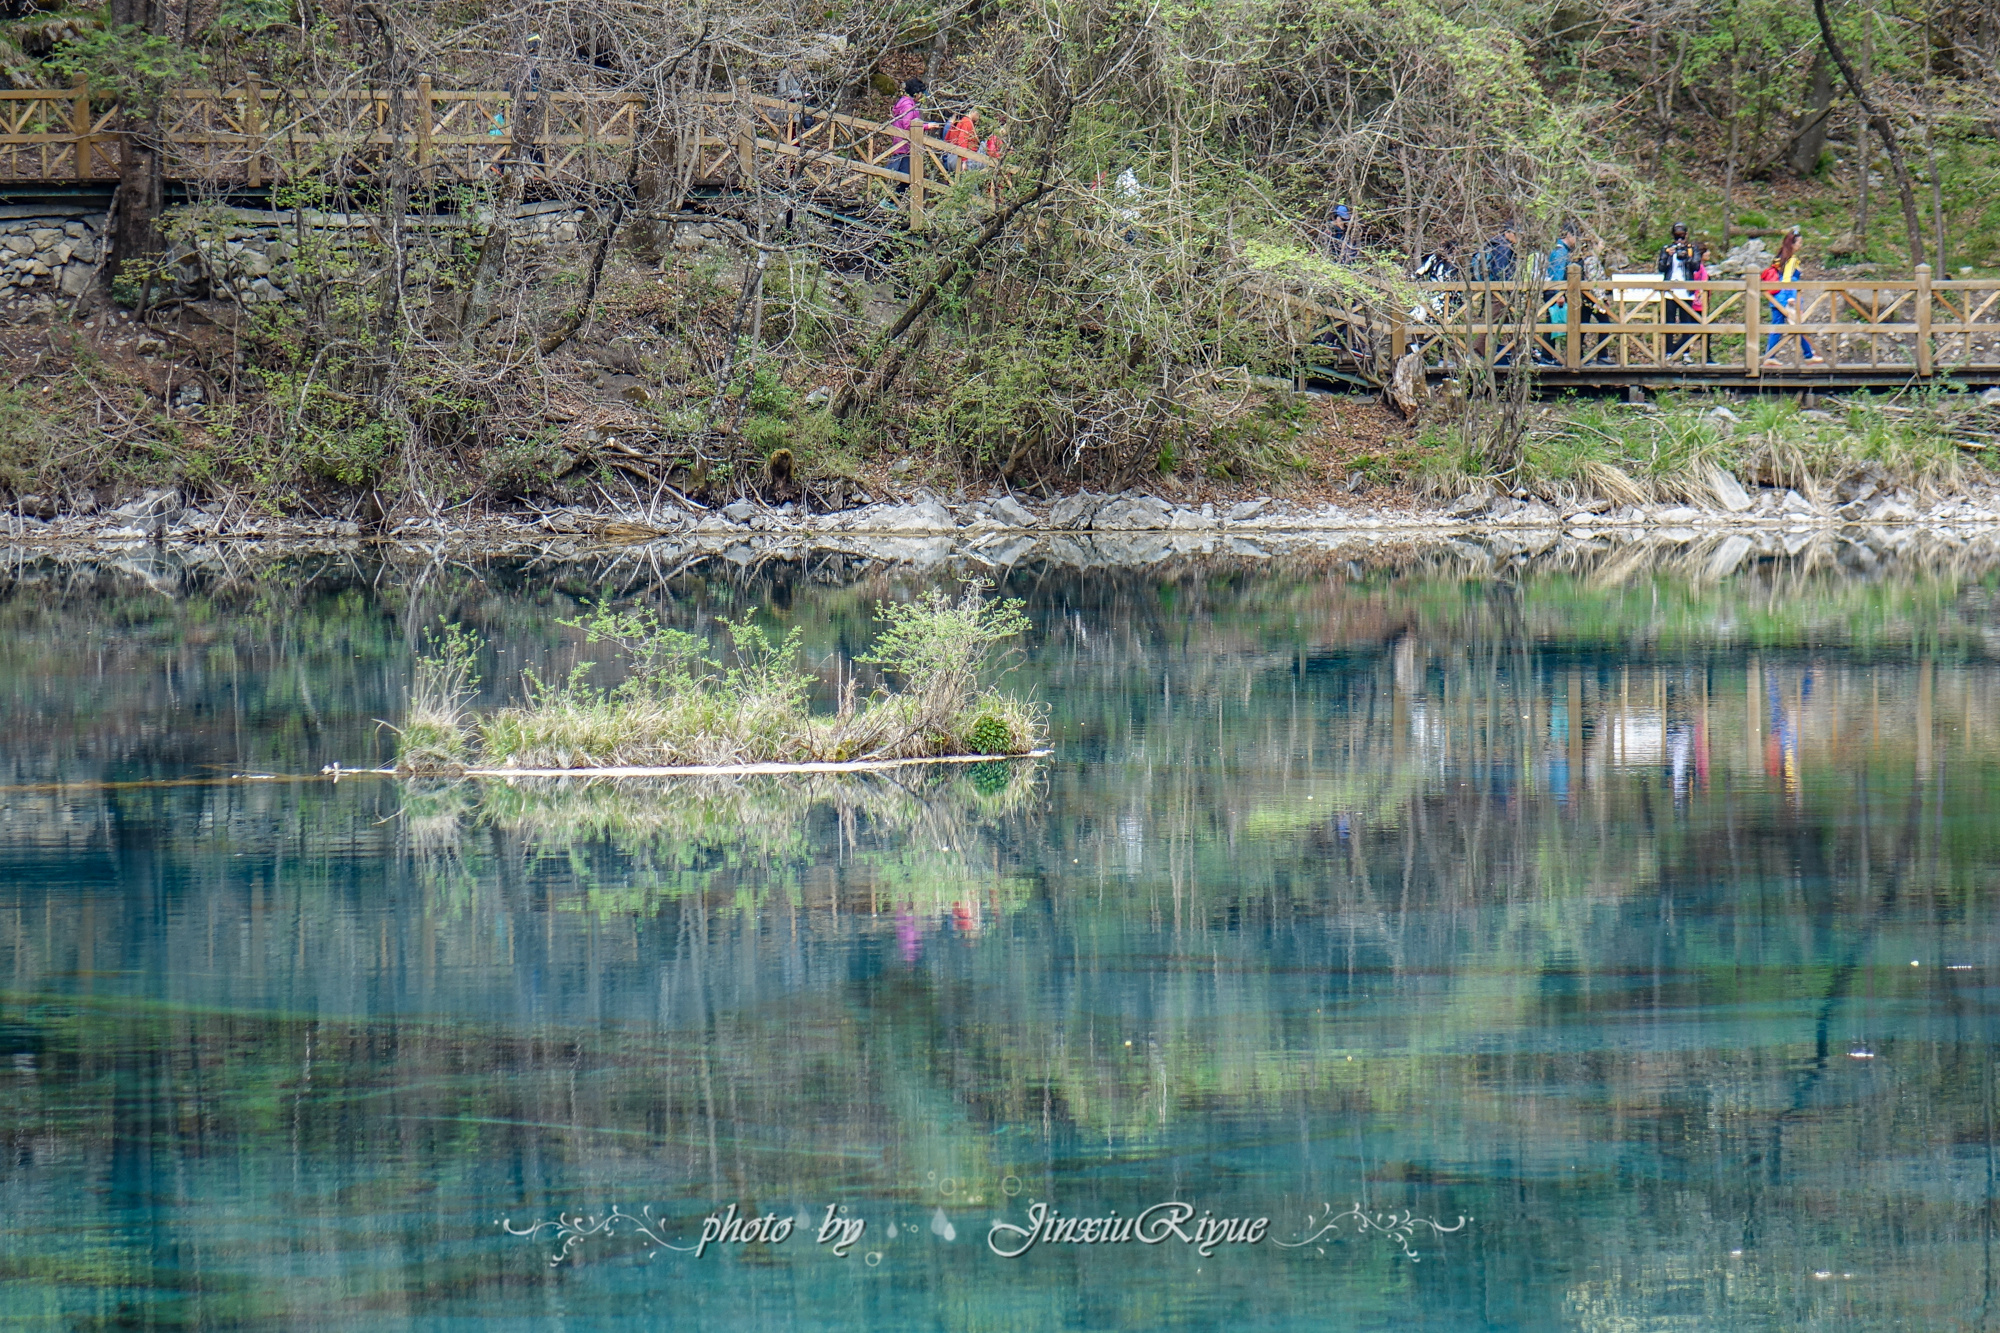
[0,538,1998,1328]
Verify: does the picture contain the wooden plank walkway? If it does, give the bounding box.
[7,81,1997,387]
[1259,271,2000,389]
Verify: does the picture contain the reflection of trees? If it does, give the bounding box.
[2,543,2000,1322]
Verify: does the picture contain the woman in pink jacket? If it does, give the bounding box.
[886,78,936,193]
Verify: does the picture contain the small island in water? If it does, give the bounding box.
[395,581,1044,775]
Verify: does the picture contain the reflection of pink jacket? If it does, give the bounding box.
[890,94,920,154]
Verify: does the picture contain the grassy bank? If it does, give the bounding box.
[1391,389,1995,507]
[396,583,1044,774]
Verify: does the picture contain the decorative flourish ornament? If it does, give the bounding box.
[500,1206,696,1266]
[1273,1202,1469,1261]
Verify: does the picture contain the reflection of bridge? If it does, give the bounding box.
[8,82,1997,388]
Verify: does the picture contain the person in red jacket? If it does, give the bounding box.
[945,110,978,171]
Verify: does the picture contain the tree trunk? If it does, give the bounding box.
[1721,48,1740,249]
[106,0,163,286]
[1785,51,1837,177]
[1814,0,1926,269]
[1855,28,1872,246]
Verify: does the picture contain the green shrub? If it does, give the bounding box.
[965,714,1013,755]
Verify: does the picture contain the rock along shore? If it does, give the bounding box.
[5,482,2000,569]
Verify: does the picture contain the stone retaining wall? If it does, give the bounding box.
[161,203,588,305]
[0,209,104,304]
[0,203,588,308]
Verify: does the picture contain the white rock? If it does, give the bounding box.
[1093,495,1172,530]
[1444,492,1488,520]
[876,499,956,531]
[1225,497,1270,523]
[1706,467,1753,513]
[1780,489,1815,514]
[112,489,182,522]
[1654,505,1704,523]
[1047,493,1105,529]
[986,495,1037,528]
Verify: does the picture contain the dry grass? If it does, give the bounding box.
[1408,390,1990,506]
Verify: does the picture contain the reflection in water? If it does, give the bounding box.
[0,545,1997,1329]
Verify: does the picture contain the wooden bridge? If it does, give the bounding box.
[1260,269,2000,389]
[0,82,987,217]
[6,80,1996,388]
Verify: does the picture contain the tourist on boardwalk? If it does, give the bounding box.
[1689,243,1714,362]
[1414,240,1459,283]
[1469,225,1519,363]
[1547,224,1578,314]
[1577,236,1618,364]
[1329,204,1357,261]
[1472,224,1517,282]
[885,79,936,194]
[1657,222,1700,359]
[1763,230,1823,366]
[1536,224,1579,365]
[945,109,978,172]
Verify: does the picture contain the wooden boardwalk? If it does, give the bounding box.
[0,83,983,214]
[1257,271,2000,388]
[6,81,1997,387]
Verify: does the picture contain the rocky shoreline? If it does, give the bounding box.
[6,480,2000,568]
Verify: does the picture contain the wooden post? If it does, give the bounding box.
[1744,271,1761,378]
[734,80,754,179]
[908,133,926,227]
[1915,264,1933,377]
[416,74,434,170]
[244,74,261,188]
[71,79,90,180]
[1391,305,1406,364]
[1565,264,1582,369]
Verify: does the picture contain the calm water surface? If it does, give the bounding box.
[2,545,1998,1330]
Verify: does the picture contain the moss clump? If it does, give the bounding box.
[965,714,1014,756]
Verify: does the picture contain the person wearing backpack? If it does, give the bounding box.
[1537,223,1579,365]
[1656,222,1700,359]
[1762,229,1823,366]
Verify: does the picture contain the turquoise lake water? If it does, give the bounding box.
[1,545,1997,1330]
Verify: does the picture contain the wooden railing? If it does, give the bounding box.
[689,91,999,224]
[0,85,122,181]
[0,84,996,218]
[0,82,644,185]
[1275,267,2000,382]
